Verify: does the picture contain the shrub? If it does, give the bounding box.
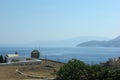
[56,58,120,80]
[11,60,19,62]
[0,55,4,63]
[56,59,90,80]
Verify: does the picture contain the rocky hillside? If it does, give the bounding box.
[77,36,120,47]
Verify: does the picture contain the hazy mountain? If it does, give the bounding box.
[77,36,120,47]
[0,36,109,47]
[110,36,120,41]
[24,36,109,47]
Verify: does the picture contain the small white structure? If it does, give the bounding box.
[6,54,26,63]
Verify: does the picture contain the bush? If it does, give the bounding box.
[56,59,120,80]
[11,60,19,62]
[56,59,90,80]
[0,55,4,63]
[26,58,33,60]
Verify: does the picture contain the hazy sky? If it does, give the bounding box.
[0,0,120,44]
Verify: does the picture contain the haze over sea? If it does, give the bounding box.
[0,47,120,64]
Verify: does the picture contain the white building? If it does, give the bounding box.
[5,54,26,63]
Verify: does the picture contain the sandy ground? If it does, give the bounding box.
[0,60,64,80]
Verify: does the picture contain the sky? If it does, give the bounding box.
[0,0,120,44]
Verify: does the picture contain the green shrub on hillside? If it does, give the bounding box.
[56,59,120,80]
[56,59,90,80]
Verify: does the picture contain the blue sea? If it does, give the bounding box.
[0,47,120,64]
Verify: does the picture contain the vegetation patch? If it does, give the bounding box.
[26,58,34,60]
[11,60,20,62]
[56,58,120,80]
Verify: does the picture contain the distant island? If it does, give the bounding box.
[77,36,120,47]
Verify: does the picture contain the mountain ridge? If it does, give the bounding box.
[77,36,120,47]
[0,36,109,47]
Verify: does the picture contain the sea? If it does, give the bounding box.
[0,47,120,64]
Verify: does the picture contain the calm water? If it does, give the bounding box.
[0,47,120,64]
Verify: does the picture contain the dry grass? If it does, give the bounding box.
[0,60,64,80]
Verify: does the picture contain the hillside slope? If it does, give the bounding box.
[77,36,120,47]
